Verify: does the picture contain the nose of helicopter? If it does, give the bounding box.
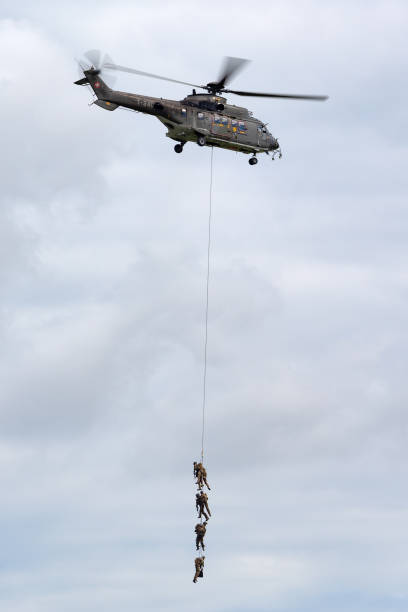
[269,137,280,151]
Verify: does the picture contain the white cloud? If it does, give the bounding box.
[0,3,408,610]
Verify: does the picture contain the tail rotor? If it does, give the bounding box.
[76,49,117,88]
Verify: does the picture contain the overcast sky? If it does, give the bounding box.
[1,1,407,610]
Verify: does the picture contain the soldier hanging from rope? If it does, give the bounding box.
[194,461,211,490]
[196,491,211,521]
[195,521,207,551]
[193,556,205,583]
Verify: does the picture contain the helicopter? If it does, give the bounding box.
[74,51,328,165]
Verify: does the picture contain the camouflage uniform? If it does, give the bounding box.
[196,491,211,520]
[193,461,201,481]
[193,556,205,583]
[195,493,202,517]
[195,521,207,551]
[194,461,211,490]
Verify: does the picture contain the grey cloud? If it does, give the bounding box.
[1,3,408,611]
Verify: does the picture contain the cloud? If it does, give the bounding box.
[0,3,408,611]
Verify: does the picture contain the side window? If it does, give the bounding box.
[213,115,230,131]
[238,121,248,134]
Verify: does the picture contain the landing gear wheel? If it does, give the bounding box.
[197,135,206,147]
[249,156,258,165]
[174,143,184,153]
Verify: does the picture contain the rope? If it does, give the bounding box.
[201,146,214,464]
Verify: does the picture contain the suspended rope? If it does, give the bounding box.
[201,146,214,464]
[193,147,214,584]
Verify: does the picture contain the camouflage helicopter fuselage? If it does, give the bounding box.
[76,69,281,160]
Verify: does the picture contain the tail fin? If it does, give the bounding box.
[74,69,111,98]
[74,77,88,86]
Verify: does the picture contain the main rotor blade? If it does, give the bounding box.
[101,53,117,87]
[216,56,250,88]
[224,89,328,100]
[104,62,201,89]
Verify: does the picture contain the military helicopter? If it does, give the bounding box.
[75,51,327,165]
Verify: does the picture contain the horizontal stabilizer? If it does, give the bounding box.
[94,99,118,111]
[74,77,89,86]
